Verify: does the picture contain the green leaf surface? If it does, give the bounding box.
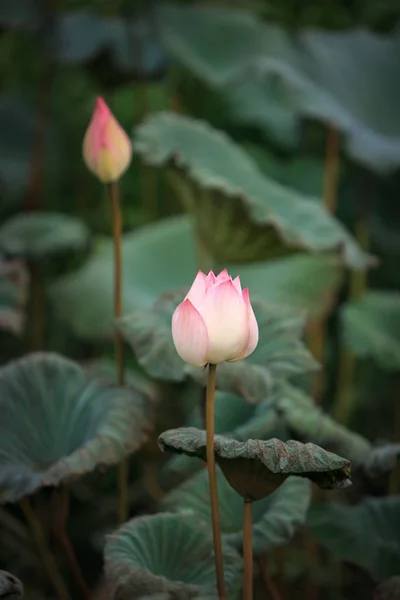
[162,466,311,556]
[119,291,316,401]
[0,211,90,263]
[104,512,242,598]
[0,260,29,336]
[157,4,400,172]
[308,496,400,580]
[341,291,400,371]
[0,0,39,30]
[363,445,400,479]
[0,352,153,503]
[158,428,351,499]
[162,391,287,487]
[133,112,367,267]
[0,571,23,599]
[272,382,372,466]
[50,216,342,340]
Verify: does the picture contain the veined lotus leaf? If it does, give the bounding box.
[104,512,242,599]
[133,112,367,267]
[162,466,311,556]
[341,291,400,371]
[50,215,342,340]
[119,291,317,400]
[0,211,90,263]
[0,259,29,336]
[308,496,400,580]
[271,382,371,466]
[156,4,400,173]
[0,571,23,599]
[0,352,153,503]
[161,392,287,487]
[158,428,351,501]
[375,577,400,600]
[363,444,400,479]
[83,358,156,397]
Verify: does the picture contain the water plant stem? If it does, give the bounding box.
[20,497,70,600]
[243,499,253,600]
[52,486,90,600]
[309,125,340,404]
[206,363,226,600]
[257,556,283,600]
[30,265,45,350]
[108,181,128,524]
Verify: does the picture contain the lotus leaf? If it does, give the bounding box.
[157,4,400,172]
[0,211,90,263]
[272,382,371,466]
[0,352,153,502]
[341,291,400,371]
[104,512,242,599]
[308,496,400,580]
[119,292,316,401]
[363,444,400,479]
[50,215,342,339]
[162,466,311,556]
[133,112,367,267]
[0,571,23,599]
[158,428,351,500]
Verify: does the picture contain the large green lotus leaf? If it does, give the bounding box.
[272,382,371,466]
[159,428,351,500]
[0,212,90,263]
[156,4,400,173]
[341,291,400,371]
[162,392,288,486]
[0,571,23,599]
[0,352,153,503]
[50,215,342,340]
[363,444,400,479]
[375,577,400,600]
[0,260,29,336]
[104,512,242,598]
[133,112,366,267]
[162,466,311,556]
[118,291,317,399]
[308,496,400,580]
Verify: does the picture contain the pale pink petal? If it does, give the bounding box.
[200,280,249,364]
[215,269,230,283]
[205,271,216,291]
[232,275,242,294]
[185,271,207,310]
[172,299,209,366]
[229,288,259,361]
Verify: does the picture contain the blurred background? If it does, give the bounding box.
[1,0,400,599]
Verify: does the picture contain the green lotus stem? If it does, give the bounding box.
[30,265,45,350]
[52,486,90,600]
[206,363,226,600]
[257,556,283,600]
[309,125,340,404]
[107,180,128,524]
[20,497,70,600]
[334,204,371,425]
[243,499,253,600]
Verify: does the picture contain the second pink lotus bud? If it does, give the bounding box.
[171,269,259,366]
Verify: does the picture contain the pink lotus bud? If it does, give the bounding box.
[83,97,132,183]
[172,269,259,366]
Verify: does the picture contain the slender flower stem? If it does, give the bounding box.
[30,265,45,350]
[20,497,70,600]
[206,363,226,600]
[257,556,283,600]
[309,125,341,404]
[107,181,128,524]
[243,499,253,600]
[52,486,90,600]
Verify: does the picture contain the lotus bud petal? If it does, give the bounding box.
[83,97,132,183]
[171,269,259,366]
